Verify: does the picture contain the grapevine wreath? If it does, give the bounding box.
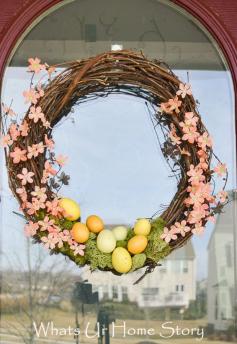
[1,50,228,281]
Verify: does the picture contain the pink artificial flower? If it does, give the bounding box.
[10,147,27,163]
[198,158,209,171]
[56,154,68,166]
[2,104,16,116]
[27,142,44,159]
[182,126,199,144]
[160,227,178,243]
[176,83,192,98]
[59,229,71,242]
[192,223,205,235]
[38,216,55,231]
[17,168,34,185]
[31,186,47,202]
[44,160,57,175]
[28,106,45,123]
[161,96,182,115]
[188,204,208,224]
[0,134,13,147]
[23,88,40,104]
[187,165,205,185]
[185,191,205,207]
[16,187,28,203]
[9,123,20,141]
[42,118,51,129]
[173,220,191,237]
[180,112,198,133]
[169,131,181,145]
[44,134,55,151]
[41,233,58,249]
[70,242,86,256]
[197,132,213,150]
[214,163,227,177]
[46,198,63,217]
[19,120,29,137]
[24,221,39,237]
[28,57,45,74]
[217,190,228,203]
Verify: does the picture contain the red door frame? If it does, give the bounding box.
[0,0,236,144]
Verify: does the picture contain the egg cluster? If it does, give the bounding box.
[59,197,151,273]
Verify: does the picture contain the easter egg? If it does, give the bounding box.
[134,218,151,236]
[127,235,148,254]
[86,215,104,233]
[97,230,116,253]
[59,198,80,221]
[71,223,89,243]
[112,226,128,241]
[112,247,132,273]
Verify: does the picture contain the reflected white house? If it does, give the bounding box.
[207,190,237,331]
[82,241,196,309]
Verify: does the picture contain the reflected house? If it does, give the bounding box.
[82,240,196,309]
[207,191,237,331]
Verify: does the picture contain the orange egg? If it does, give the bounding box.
[71,223,89,243]
[86,215,104,233]
[127,235,148,254]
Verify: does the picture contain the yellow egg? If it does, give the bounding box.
[112,226,128,241]
[97,230,116,253]
[86,215,104,233]
[71,223,89,243]
[59,198,81,221]
[134,218,151,236]
[112,247,132,273]
[127,235,148,254]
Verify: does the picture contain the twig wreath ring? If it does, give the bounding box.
[1,51,228,280]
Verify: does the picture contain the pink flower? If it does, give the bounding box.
[70,242,86,256]
[27,142,44,159]
[46,198,63,217]
[24,221,39,237]
[59,229,71,242]
[192,223,204,235]
[185,191,205,207]
[9,124,20,141]
[16,187,28,202]
[42,118,51,129]
[161,96,182,115]
[17,168,34,185]
[28,106,45,123]
[23,88,40,104]
[0,134,13,147]
[41,233,58,249]
[214,163,227,177]
[198,132,213,150]
[56,154,68,166]
[160,227,178,243]
[217,190,228,203]
[28,57,45,74]
[169,125,181,145]
[2,104,16,116]
[176,83,192,98]
[187,165,205,185]
[44,135,55,151]
[10,147,27,163]
[182,126,199,144]
[31,186,47,202]
[19,120,29,137]
[173,220,191,237]
[180,112,198,133]
[38,216,55,231]
[188,204,208,224]
[44,161,57,175]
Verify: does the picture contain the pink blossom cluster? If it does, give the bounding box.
[160,83,228,243]
[1,57,85,257]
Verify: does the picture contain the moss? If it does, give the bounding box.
[85,233,113,270]
[144,217,171,262]
[131,253,146,271]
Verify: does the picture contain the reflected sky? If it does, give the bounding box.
[0,67,236,280]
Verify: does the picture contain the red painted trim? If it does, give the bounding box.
[0,0,62,82]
